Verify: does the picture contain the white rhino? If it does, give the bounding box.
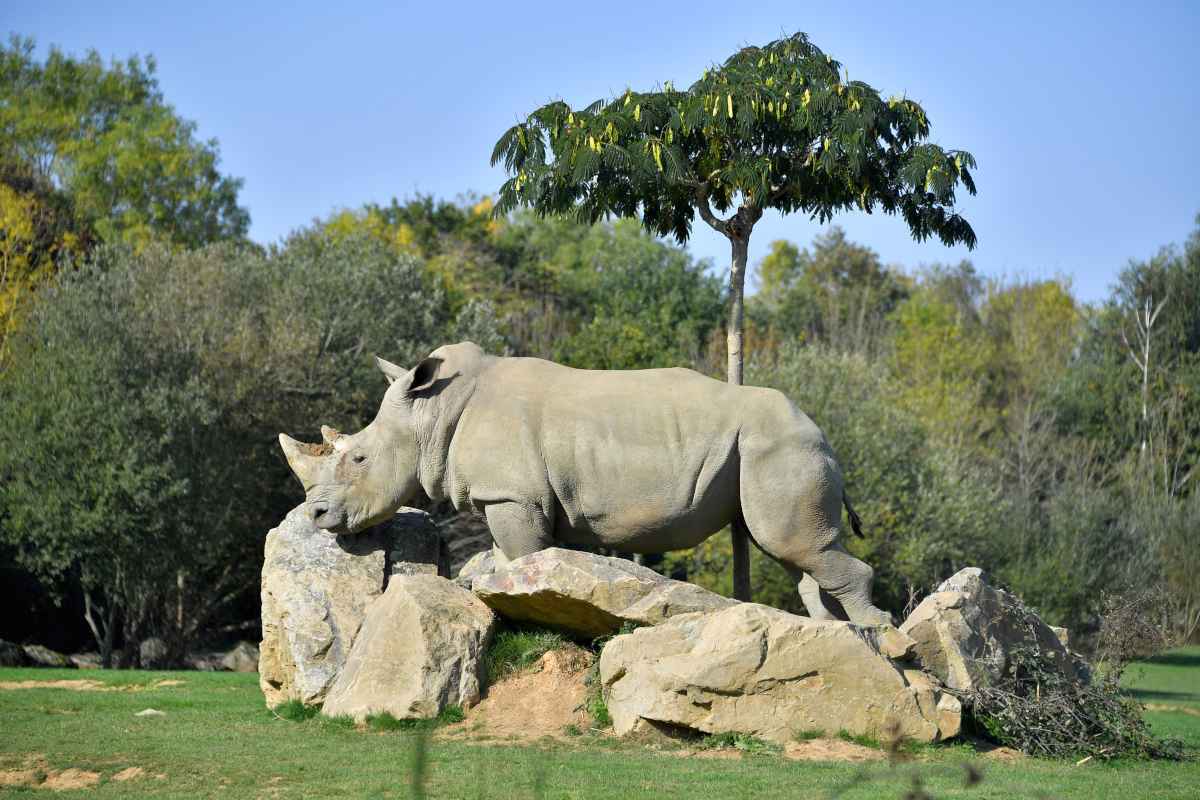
[279,342,890,625]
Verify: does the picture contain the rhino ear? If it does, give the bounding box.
[404,356,444,397]
[374,355,407,385]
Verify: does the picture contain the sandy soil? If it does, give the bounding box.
[448,646,595,741]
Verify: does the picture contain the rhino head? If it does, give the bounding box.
[278,354,443,535]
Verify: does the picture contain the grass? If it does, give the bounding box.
[484,626,570,684]
[0,648,1194,798]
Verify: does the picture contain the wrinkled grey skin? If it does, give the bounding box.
[280,342,890,625]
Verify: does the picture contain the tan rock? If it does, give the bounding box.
[599,603,960,745]
[899,568,1088,692]
[321,575,495,721]
[472,548,738,637]
[258,505,442,706]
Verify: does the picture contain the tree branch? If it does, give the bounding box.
[695,185,730,236]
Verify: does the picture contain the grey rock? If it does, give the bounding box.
[599,603,960,744]
[472,548,738,637]
[322,575,495,721]
[221,641,260,673]
[899,568,1089,692]
[454,549,495,589]
[140,637,170,669]
[68,652,103,669]
[22,644,74,668]
[0,639,28,667]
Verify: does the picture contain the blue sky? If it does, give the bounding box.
[11,1,1200,302]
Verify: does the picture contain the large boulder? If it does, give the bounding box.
[899,567,1088,692]
[599,603,961,745]
[0,639,28,667]
[472,548,738,637]
[221,641,260,673]
[321,575,495,721]
[22,644,74,668]
[258,505,444,707]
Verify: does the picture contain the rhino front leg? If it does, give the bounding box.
[483,502,554,563]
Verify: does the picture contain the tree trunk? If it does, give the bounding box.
[727,233,752,602]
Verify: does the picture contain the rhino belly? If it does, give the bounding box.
[552,465,739,553]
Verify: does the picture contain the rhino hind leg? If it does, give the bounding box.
[483,501,554,562]
[785,540,892,626]
[740,455,892,627]
[797,572,847,621]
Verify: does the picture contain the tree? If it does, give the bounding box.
[753,227,908,356]
[0,35,248,252]
[492,31,977,599]
[0,229,489,664]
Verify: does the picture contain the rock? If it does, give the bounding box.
[899,568,1088,692]
[259,506,390,705]
[221,641,260,673]
[599,603,959,745]
[387,508,449,577]
[472,548,738,637]
[22,644,74,668]
[185,652,225,671]
[438,510,495,576]
[68,652,103,669]
[321,575,495,721]
[0,639,29,667]
[134,708,166,717]
[140,638,170,669]
[454,549,495,588]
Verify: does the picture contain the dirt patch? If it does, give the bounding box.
[42,768,101,791]
[449,646,595,741]
[112,766,145,782]
[979,745,1025,762]
[0,679,111,691]
[0,768,42,787]
[783,739,887,762]
[0,756,104,791]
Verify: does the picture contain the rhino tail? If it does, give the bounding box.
[843,493,864,538]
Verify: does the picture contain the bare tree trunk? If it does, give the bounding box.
[728,234,751,602]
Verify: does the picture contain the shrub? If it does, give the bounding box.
[965,595,1182,760]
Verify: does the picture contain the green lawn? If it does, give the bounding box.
[0,649,1197,799]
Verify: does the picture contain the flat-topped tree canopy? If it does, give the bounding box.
[492,31,977,249]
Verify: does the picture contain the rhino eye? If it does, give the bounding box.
[352,454,367,465]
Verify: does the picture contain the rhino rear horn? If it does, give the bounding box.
[320,425,341,445]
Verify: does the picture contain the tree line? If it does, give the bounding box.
[0,35,1196,665]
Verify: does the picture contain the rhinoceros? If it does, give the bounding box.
[279,341,890,625]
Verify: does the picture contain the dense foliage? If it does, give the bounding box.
[0,36,249,353]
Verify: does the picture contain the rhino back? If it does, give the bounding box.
[447,357,825,550]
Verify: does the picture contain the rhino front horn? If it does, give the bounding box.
[278,433,324,489]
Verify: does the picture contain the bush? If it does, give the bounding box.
[965,594,1181,760]
[0,231,498,663]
